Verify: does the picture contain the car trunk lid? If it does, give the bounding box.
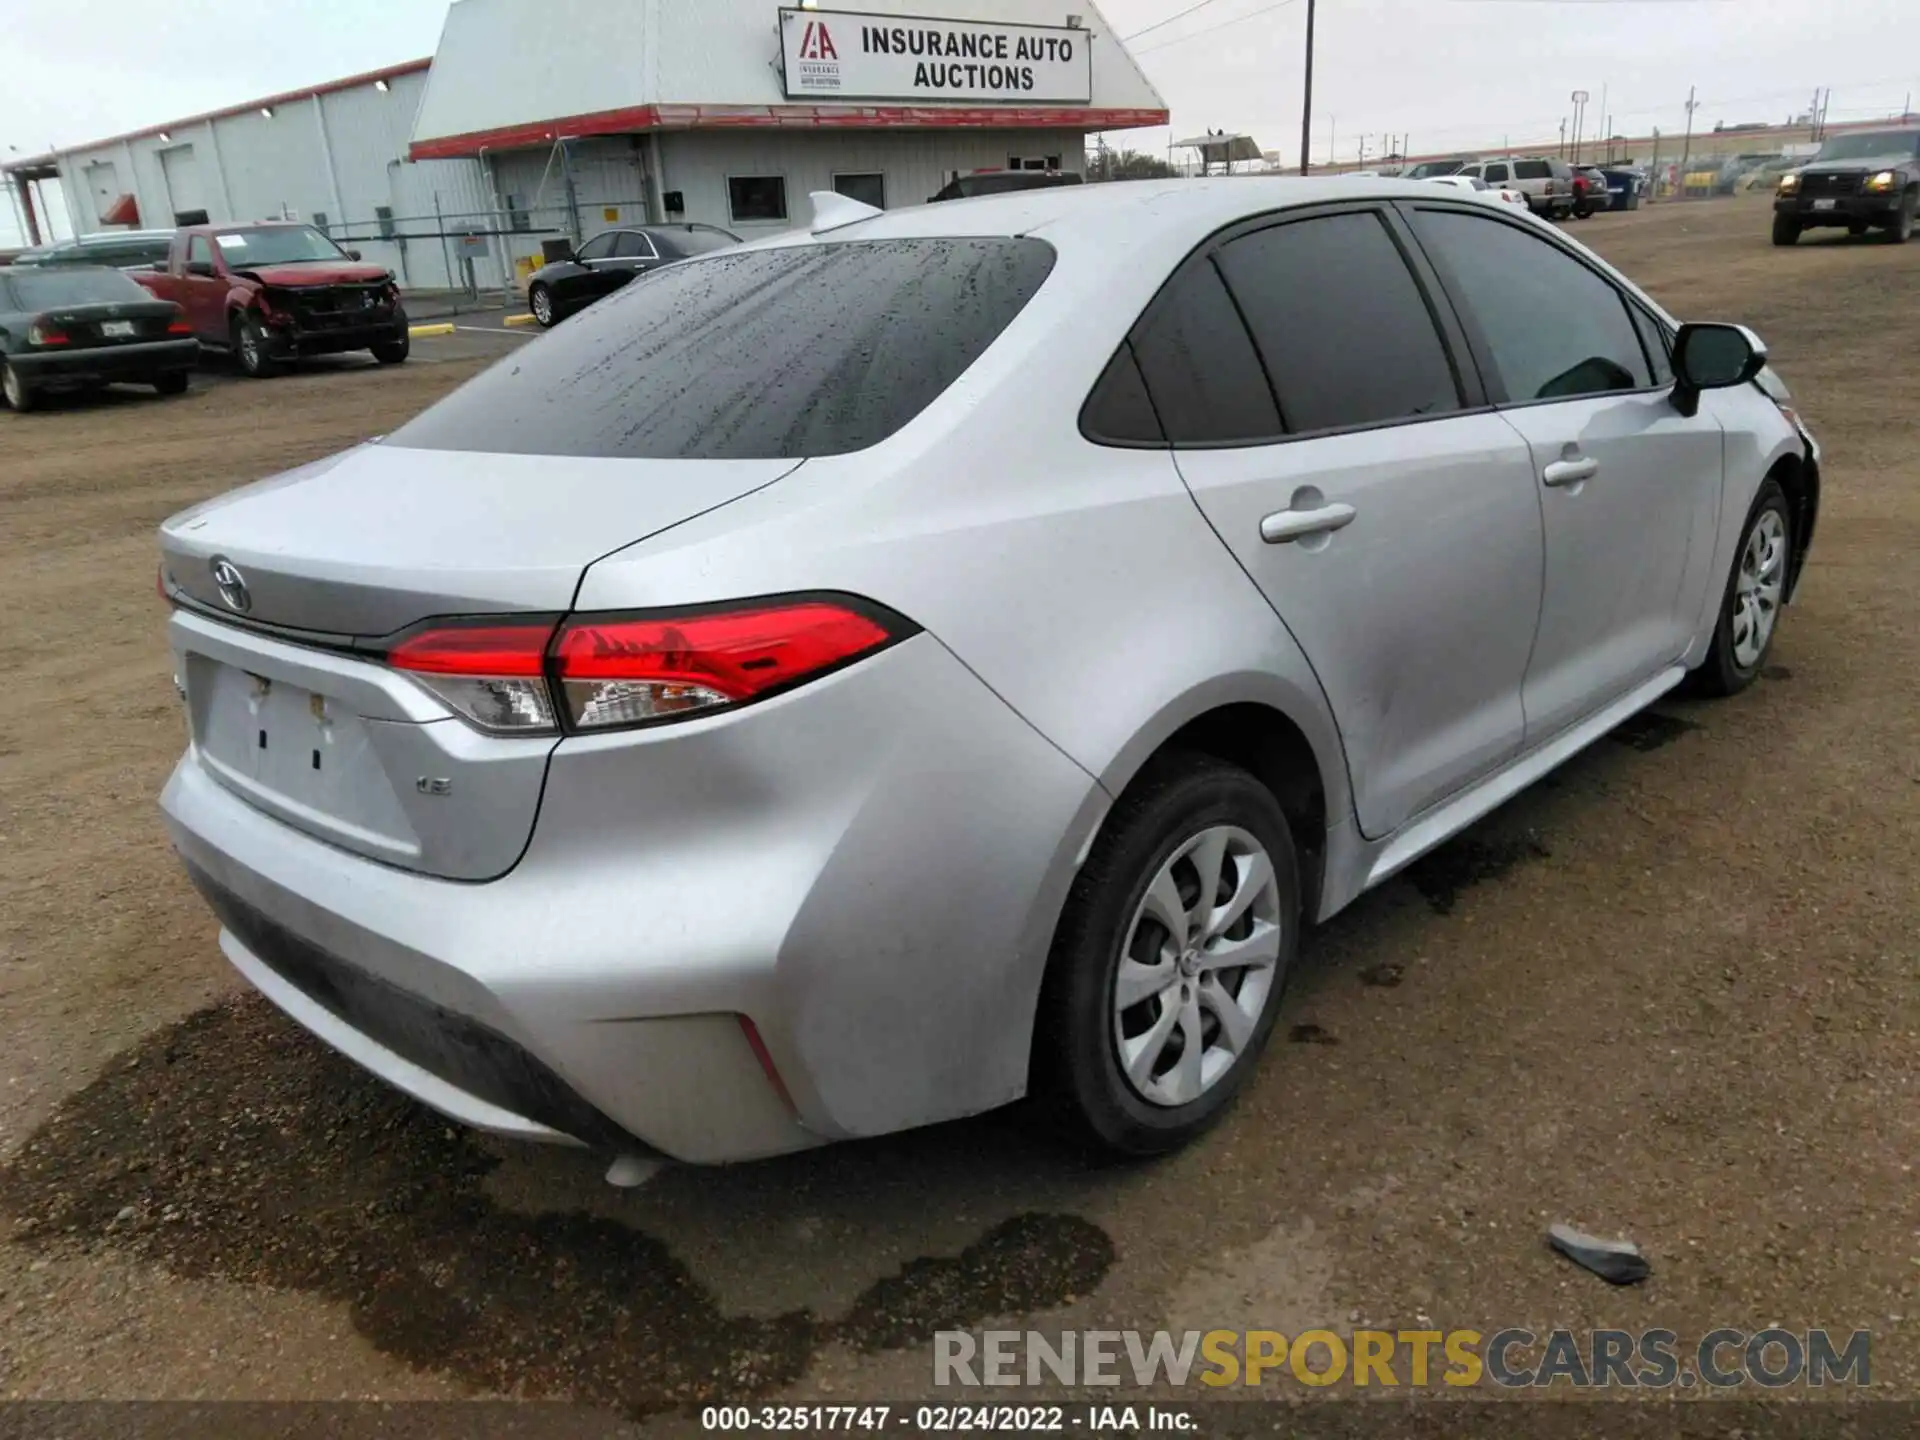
[162,443,799,878]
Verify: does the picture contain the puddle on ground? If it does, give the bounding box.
[1607,711,1702,753]
[0,997,1115,1415]
[1402,832,1552,916]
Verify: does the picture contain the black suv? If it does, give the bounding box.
[1773,128,1920,245]
[928,170,1083,203]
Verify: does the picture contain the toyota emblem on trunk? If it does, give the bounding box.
[209,556,252,613]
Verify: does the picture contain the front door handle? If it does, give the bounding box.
[1260,501,1357,544]
[1542,456,1600,487]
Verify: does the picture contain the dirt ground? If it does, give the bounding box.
[0,196,1914,1424]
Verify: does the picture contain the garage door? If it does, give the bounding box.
[160,146,208,225]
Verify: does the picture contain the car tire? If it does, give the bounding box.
[529,283,557,328]
[1689,477,1792,698]
[1771,216,1801,247]
[1034,753,1301,1157]
[1884,191,1916,244]
[152,371,190,396]
[233,315,278,378]
[371,335,410,365]
[1,361,36,412]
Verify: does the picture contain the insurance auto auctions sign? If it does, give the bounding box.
[779,9,1094,104]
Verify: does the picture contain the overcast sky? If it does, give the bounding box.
[6,0,1918,245]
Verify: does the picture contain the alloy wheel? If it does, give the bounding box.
[1112,824,1283,1108]
[1731,508,1787,669]
[532,287,554,325]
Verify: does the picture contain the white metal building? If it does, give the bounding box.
[5,0,1166,292]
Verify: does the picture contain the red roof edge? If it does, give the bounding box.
[409,104,1170,159]
[4,59,432,172]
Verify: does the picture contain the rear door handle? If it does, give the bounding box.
[1260,502,1357,544]
[1542,457,1600,487]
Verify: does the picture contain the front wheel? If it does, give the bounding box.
[152,370,190,396]
[234,315,278,377]
[1,361,36,412]
[370,334,410,365]
[1884,192,1916,243]
[1690,478,1792,698]
[1772,215,1802,247]
[529,283,557,328]
[1035,754,1300,1156]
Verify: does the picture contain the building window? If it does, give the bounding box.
[505,193,531,232]
[727,176,788,224]
[312,212,329,234]
[375,205,396,239]
[833,172,886,210]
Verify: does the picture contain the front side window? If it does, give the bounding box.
[1410,208,1652,402]
[573,232,619,262]
[728,176,788,223]
[1213,212,1460,435]
[388,238,1055,460]
[187,235,215,269]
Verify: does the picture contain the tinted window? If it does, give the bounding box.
[1080,343,1164,445]
[6,266,153,307]
[834,173,887,209]
[574,232,618,261]
[1214,213,1459,435]
[613,232,658,259]
[1513,159,1550,180]
[671,228,740,256]
[389,238,1055,460]
[728,176,788,223]
[1484,163,1509,183]
[1129,259,1281,445]
[1412,209,1651,401]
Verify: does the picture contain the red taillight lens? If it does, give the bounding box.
[167,316,193,335]
[387,621,559,733]
[552,600,899,729]
[26,323,69,346]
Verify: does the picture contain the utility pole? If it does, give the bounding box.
[1680,85,1698,184]
[1298,0,1317,174]
[1559,117,1567,158]
[1327,115,1335,170]
[1650,127,1661,201]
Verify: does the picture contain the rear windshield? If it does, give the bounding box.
[4,266,152,308]
[670,229,740,256]
[388,238,1057,460]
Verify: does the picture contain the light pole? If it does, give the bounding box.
[1298,0,1317,175]
[1571,89,1589,165]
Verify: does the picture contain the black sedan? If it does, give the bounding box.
[525,224,740,327]
[1,265,198,412]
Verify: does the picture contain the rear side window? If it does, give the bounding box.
[1410,208,1652,401]
[1080,344,1164,444]
[1484,163,1510,183]
[1213,212,1460,435]
[1513,159,1551,180]
[1128,260,1281,445]
[388,238,1056,460]
[613,232,658,259]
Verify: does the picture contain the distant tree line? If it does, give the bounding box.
[1086,147,1177,182]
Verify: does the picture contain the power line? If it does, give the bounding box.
[1123,0,1236,41]
[1132,0,1300,56]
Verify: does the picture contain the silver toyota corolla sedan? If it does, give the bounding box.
[158,179,1819,1165]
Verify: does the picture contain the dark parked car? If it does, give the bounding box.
[1571,167,1610,219]
[1773,127,1920,245]
[1,264,198,411]
[928,170,1084,203]
[1599,167,1647,211]
[17,230,175,271]
[526,224,741,327]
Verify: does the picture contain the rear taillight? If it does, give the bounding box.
[383,597,908,735]
[167,316,193,335]
[26,322,69,346]
[387,621,561,733]
[552,600,897,729]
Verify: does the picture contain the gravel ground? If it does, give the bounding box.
[0,196,1914,1423]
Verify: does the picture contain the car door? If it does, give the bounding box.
[605,230,662,293]
[559,231,619,306]
[181,234,227,338]
[1402,202,1724,743]
[1155,205,1546,840]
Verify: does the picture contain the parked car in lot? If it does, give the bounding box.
[15,229,175,272]
[1404,157,1477,179]
[1421,174,1532,212]
[928,169,1083,202]
[1773,127,1920,245]
[157,179,1819,1165]
[1455,157,1575,218]
[525,224,741,328]
[136,222,409,376]
[1599,166,1647,211]
[1570,167,1611,219]
[1,264,197,411]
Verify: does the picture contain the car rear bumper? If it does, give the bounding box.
[10,337,198,387]
[1775,194,1901,225]
[161,631,1103,1163]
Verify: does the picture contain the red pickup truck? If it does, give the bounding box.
[136,221,409,377]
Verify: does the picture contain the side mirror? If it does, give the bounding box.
[1672,322,1767,415]
[347,248,362,260]
[186,260,215,277]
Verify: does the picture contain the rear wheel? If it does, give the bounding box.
[1690,478,1792,698]
[152,371,190,396]
[529,283,557,328]
[1,361,35,412]
[370,334,410,365]
[233,315,277,378]
[1771,215,1802,247]
[1035,754,1300,1156]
